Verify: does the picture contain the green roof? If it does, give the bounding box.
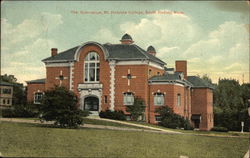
[26,78,45,84]
[0,81,13,86]
[42,46,78,62]
[42,43,166,65]
[187,76,214,89]
[104,44,165,65]
[149,72,193,87]
[149,72,182,81]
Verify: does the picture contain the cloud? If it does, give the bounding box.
[183,21,249,82]
[1,38,57,84]
[91,28,120,44]
[1,12,62,84]
[1,12,63,45]
[224,63,243,72]
[119,10,202,49]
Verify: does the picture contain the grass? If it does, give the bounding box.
[15,117,144,129]
[82,117,144,129]
[1,121,249,158]
[124,120,250,137]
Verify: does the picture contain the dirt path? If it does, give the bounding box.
[87,117,182,133]
[0,118,180,134]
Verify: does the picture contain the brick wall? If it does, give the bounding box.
[45,67,70,90]
[72,44,111,109]
[191,88,214,130]
[27,83,45,103]
[148,84,187,123]
[175,61,187,79]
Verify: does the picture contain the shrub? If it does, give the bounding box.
[39,86,88,128]
[156,106,193,130]
[126,97,145,121]
[13,104,38,117]
[1,108,15,117]
[99,110,126,120]
[211,126,228,132]
[1,104,38,118]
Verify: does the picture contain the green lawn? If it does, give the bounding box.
[82,118,144,129]
[124,120,250,137]
[1,121,248,158]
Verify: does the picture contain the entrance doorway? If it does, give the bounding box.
[84,96,99,111]
[191,114,201,129]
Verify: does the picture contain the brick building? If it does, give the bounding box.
[27,34,214,130]
[0,81,13,107]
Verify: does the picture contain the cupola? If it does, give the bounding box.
[120,33,134,44]
[147,46,156,56]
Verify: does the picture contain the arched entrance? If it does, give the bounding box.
[84,96,99,111]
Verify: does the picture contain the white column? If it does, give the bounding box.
[109,60,116,111]
[69,62,74,91]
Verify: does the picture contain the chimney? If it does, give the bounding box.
[175,60,187,79]
[147,46,156,56]
[51,48,58,57]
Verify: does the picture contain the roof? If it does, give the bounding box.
[147,46,156,52]
[149,72,182,81]
[26,78,46,84]
[165,67,174,71]
[121,33,133,41]
[149,72,193,87]
[0,81,13,86]
[187,76,214,89]
[104,44,166,65]
[42,43,166,65]
[42,46,78,62]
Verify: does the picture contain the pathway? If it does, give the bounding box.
[0,118,180,134]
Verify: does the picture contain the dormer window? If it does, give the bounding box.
[84,52,100,82]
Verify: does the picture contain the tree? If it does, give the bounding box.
[213,79,250,131]
[201,74,213,84]
[39,86,87,128]
[156,106,193,130]
[126,97,146,121]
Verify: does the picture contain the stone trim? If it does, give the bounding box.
[79,89,102,112]
[116,60,164,70]
[109,60,116,111]
[149,82,184,87]
[45,62,71,67]
[69,62,74,91]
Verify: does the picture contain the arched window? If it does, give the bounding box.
[154,92,164,106]
[123,92,134,105]
[84,52,100,82]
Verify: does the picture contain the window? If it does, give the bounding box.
[155,115,161,122]
[34,92,43,104]
[123,92,134,105]
[84,52,100,82]
[7,99,10,105]
[3,99,6,105]
[177,94,181,106]
[154,93,164,106]
[2,88,11,94]
[149,69,152,76]
[157,72,160,75]
[104,95,108,104]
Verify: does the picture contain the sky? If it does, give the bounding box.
[1,1,249,85]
